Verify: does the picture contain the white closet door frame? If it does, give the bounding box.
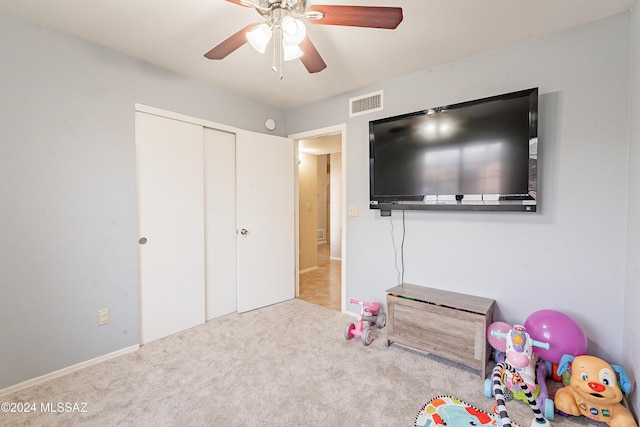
[135,104,295,328]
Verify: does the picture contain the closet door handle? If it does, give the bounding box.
[139,237,148,245]
[239,229,248,236]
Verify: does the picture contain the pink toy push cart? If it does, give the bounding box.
[344,298,386,346]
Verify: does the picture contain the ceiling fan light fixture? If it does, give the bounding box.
[207,1,402,76]
[282,41,304,61]
[246,23,272,53]
[281,15,306,46]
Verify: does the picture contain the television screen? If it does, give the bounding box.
[369,88,538,212]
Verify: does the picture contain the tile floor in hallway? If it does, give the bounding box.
[298,242,341,311]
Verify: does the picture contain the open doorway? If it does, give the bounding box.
[292,126,345,312]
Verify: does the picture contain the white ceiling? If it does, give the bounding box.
[1,0,636,109]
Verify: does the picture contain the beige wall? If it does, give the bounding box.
[329,153,342,260]
[316,155,329,242]
[298,152,318,271]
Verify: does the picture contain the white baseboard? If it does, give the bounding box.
[0,345,139,397]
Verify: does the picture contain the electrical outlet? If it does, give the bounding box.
[98,308,110,326]
[348,205,359,217]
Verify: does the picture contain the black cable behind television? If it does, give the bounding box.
[369,88,538,213]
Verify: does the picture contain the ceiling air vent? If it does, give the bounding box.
[349,90,383,117]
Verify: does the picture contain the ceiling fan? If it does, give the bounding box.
[204,0,403,75]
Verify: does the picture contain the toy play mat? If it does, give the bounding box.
[415,395,523,427]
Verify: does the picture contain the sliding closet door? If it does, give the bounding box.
[204,128,237,320]
[136,112,205,344]
[236,130,295,313]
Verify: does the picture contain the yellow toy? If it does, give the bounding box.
[555,354,637,427]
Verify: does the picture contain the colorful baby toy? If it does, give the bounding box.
[485,322,553,426]
[524,309,588,381]
[415,395,525,427]
[344,298,386,346]
[555,354,637,427]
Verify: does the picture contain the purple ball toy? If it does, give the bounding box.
[524,309,587,364]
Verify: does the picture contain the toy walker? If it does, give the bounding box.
[344,299,386,346]
[485,323,553,427]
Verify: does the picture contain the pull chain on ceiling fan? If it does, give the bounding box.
[246,6,309,78]
[204,0,403,76]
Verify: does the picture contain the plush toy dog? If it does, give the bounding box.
[555,354,637,427]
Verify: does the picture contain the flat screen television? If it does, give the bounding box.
[369,88,538,212]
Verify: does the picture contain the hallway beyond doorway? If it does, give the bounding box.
[298,243,341,310]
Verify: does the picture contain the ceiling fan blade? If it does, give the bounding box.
[204,24,258,60]
[299,36,327,73]
[307,5,403,29]
[226,0,250,7]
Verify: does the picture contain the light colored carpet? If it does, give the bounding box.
[2,299,591,426]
